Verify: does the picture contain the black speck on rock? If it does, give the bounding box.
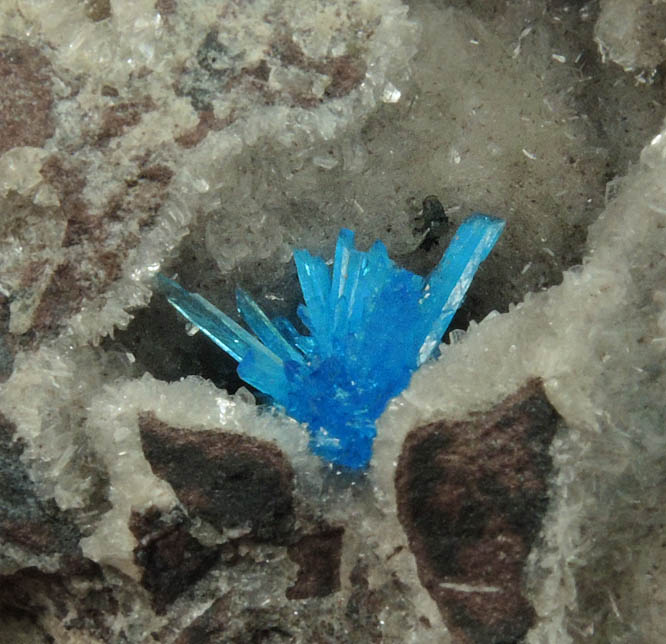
[416,195,450,252]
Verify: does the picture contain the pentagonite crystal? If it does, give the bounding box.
[158,214,504,469]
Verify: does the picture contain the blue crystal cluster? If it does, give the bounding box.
[158,214,504,469]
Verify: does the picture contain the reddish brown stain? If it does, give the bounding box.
[270,35,366,105]
[270,34,307,68]
[97,97,156,142]
[138,413,295,542]
[0,38,55,154]
[244,59,271,83]
[177,32,367,143]
[137,163,174,185]
[320,55,367,98]
[395,379,560,644]
[286,527,344,599]
[19,259,48,289]
[175,110,233,148]
[40,155,90,248]
[32,262,87,334]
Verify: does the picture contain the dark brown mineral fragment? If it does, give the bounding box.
[175,109,231,148]
[320,55,366,98]
[286,526,344,599]
[395,379,560,644]
[138,413,295,542]
[129,506,221,613]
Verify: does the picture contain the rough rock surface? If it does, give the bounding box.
[1,0,665,642]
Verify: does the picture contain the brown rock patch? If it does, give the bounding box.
[138,413,295,542]
[176,109,232,148]
[320,55,367,98]
[395,379,560,644]
[0,38,55,154]
[19,260,49,290]
[137,163,174,185]
[270,36,366,106]
[245,59,271,83]
[27,152,173,340]
[130,506,221,614]
[97,97,156,142]
[0,564,115,642]
[100,84,119,97]
[155,0,177,16]
[178,31,366,127]
[40,155,89,248]
[271,34,307,68]
[32,261,89,335]
[286,526,344,599]
[0,295,15,381]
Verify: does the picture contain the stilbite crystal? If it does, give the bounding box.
[159,214,504,468]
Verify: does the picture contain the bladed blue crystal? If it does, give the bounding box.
[235,287,305,365]
[158,213,504,469]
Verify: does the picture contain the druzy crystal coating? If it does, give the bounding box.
[158,214,505,468]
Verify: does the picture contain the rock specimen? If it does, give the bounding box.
[0,0,665,642]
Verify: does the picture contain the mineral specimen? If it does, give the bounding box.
[159,214,504,468]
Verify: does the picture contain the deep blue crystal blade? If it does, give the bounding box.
[273,317,315,355]
[236,288,305,364]
[237,349,290,401]
[331,249,364,349]
[353,266,422,389]
[293,250,331,348]
[296,303,314,335]
[417,213,505,364]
